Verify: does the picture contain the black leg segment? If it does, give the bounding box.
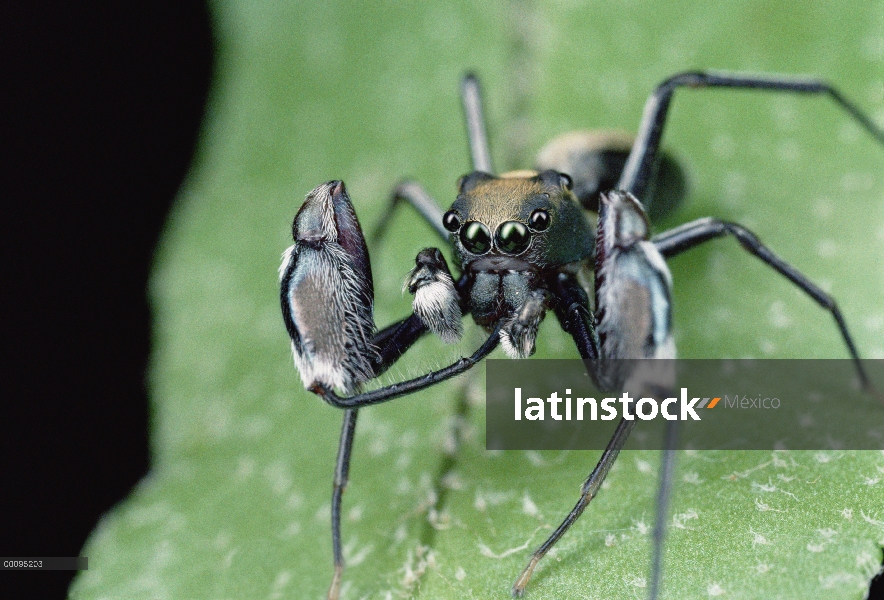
[312,323,501,409]
[653,216,875,392]
[328,408,358,600]
[512,417,637,597]
[618,71,884,200]
[461,73,494,173]
[370,180,449,246]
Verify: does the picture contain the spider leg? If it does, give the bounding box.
[618,71,884,201]
[369,180,449,246]
[327,408,357,600]
[371,72,495,248]
[648,418,679,600]
[512,414,636,598]
[311,322,501,409]
[369,313,429,376]
[653,217,877,393]
[321,320,497,599]
[514,191,676,596]
[461,73,493,173]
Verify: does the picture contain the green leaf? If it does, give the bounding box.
[71,1,884,599]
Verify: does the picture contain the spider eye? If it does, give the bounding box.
[495,221,530,255]
[442,210,461,232]
[459,221,492,254]
[528,209,550,232]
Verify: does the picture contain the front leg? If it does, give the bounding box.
[281,182,498,599]
[280,180,377,394]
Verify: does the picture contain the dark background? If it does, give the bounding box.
[3,2,212,596]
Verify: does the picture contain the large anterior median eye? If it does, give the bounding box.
[459,221,492,254]
[495,221,530,255]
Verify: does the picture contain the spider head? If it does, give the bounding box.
[442,170,595,273]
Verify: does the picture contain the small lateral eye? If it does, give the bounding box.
[559,172,573,190]
[442,210,461,232]
[495,221,531,255]
[459,221,492,254]
[528,209,551,232]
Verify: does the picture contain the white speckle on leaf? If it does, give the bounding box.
[285,491,304,511]
[816,239,838,259]
[814,452,837,464]
[819,571,860,589]
[479,527,546,559]
[369,435,389,457]
[235,456,256,481]
[263,460,292,495]
[840,508,853,519]
[399,544,435,590]
[841,172,875,192]
[222,548,237,569]
[807,543,825,553]
[754,498,784,512]
[812,197,833,219]
[315,503,330,521]
[673,509,699,529]
[768,300,792,329]
[474,490,512,512]
[455,566,466,581]
[707,582,726,596]
[605,533,616,547]
[861,511,884,527]
[214,531,231,549]
[427,507,451,530]
[759,338,776,355]
[776,139,800,162]
[750,529,771,546]
[633,520,650,535]
[522,494,540,518]
[635,459,653,474]
[268,570,291,599]
[625,575,646,588]
[711,134,735,159]
[345,540,373,567]
[683,471,704,484]
[755,563,771,574]
[243,416,272,439]
[441,470,464,490]
[395,451,412,470]
[524,450,546,467]
[857,550,877,574]
[348,505,363,522]
[751,480,776,493]
[722,171,748,206]
[393,524,407,544]
[280,521,300,538]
